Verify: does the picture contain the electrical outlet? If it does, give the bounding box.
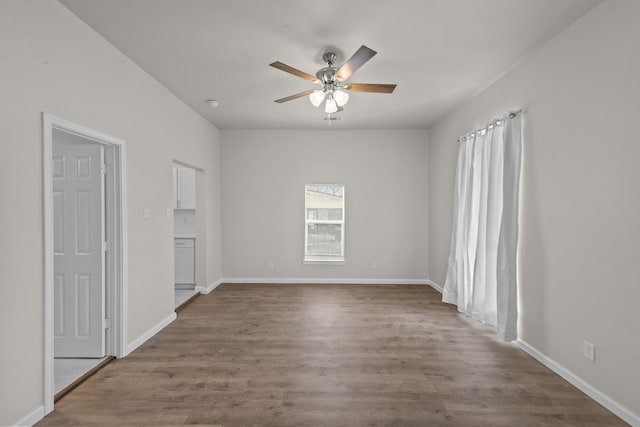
[583,341,596,362]
[268,262,274,270]
[370,262,377,270]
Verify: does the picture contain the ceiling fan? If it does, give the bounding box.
[270,45,397,115]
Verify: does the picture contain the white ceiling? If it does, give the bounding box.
[59,0,602,130]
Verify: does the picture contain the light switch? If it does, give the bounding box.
[143,207,151,219]
[165,208,172,219]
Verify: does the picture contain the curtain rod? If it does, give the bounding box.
[457,109,523,142]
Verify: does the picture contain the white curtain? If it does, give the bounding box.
[442,112,522,341]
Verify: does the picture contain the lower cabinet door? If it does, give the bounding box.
[175,245,195,284]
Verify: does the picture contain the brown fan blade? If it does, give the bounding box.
[270,61,321,83]
[335,45,377,81]
[274,89,316,103]
[344,83,397,93]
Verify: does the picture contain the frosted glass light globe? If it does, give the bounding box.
[333,90,349,107]
[324,97,338,113]
[309,90,325,107]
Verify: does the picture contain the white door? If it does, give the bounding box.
[53,134,106,358]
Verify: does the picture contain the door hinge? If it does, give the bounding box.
[102,241,110,252]
[103,318,111,330]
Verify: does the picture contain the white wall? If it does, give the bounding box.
[428,0,640,418]
[0,1,221,424]
[221,130,429,282]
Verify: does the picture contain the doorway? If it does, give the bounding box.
[172,163,198,308]
[42,114,127,415]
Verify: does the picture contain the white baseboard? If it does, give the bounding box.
[124,312,176,356]
[517,339,639,426]
[219,277,434,286]
[427,280,443,293]
[12,405,44,427]
[197,279,224,294]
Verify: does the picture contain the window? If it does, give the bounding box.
[304,184,345,264]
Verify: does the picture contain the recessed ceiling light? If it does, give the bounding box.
[206,99,219,108]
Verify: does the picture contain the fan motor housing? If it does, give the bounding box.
[316,67,337,84]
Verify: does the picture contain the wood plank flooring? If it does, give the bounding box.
[37,284,626,426]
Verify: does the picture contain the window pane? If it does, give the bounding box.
[307,223,342,256]
[306,184,344,221]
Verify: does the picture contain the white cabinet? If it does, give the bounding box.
[174,238,195,285]
[173,167,196,209]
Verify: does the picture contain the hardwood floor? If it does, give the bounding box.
[37,284,626,426]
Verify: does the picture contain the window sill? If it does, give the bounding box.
[303,257,345,266]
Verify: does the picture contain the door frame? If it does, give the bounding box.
[42,113,128,414]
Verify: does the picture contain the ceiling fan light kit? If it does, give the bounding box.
[270,45,396,119]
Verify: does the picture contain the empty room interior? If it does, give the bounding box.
[1,0,639,426]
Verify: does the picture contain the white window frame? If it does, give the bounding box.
[304,184,345,265]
